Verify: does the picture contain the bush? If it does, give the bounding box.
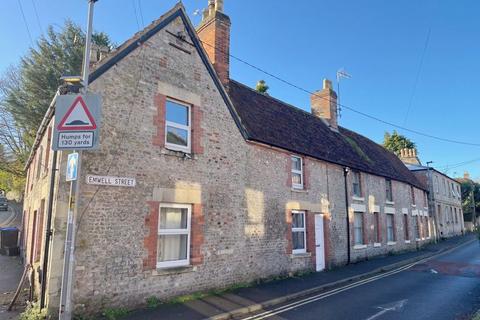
[146,296,160,308]
[19,302,47,320]
[102,307,129,320]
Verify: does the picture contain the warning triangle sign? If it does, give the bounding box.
[57,96,97,130]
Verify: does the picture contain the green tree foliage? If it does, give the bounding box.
[383,130,417,156]
[255,80,269,94]
[458,179,480,215]
[0,21,114,197]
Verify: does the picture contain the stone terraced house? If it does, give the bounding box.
[22,1,435,316]
[399,148,465,238]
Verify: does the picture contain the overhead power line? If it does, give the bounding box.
[403,28,431,126]
[197,39,480,147]
[17,0,34,47]
[30,0,43,35]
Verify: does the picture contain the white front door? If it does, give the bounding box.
[315,214,325,271]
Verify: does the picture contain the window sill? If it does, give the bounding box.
[415,238,421,242]
[291,187,306,193]
[411,204,417,208]
[373,243,382,248]
[387,241,396,246]
[385,201,395,205]
[290,252,311,258]
[353,244,367,250]
[352,196,365,202]
[163,148,193,159]
[153,265,195,276]
[405,240,411,244]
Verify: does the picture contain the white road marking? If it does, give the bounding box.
[239,241,475,320]
[365,299,408,320]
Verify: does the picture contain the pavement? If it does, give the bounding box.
[0,200,24,320]
[124,234,476,320]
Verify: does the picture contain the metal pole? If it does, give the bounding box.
[59,1,95,319]
[40,150,58,309]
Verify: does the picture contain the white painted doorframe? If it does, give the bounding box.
[314,214,325,271]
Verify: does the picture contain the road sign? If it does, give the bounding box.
[66,153,79,181]
[53,94,101,150]
[85,175,136,187]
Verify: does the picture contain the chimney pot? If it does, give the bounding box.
[215,0,224,12]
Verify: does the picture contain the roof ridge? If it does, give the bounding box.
[229,79,341,129]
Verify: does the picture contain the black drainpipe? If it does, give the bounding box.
[40,150,58,309]
[343,167,351,265]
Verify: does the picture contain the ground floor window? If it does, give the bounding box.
[403,214,409,240]
[373,212,380,243]
[292,210,306,254]
[386,214,395,242]
[354,212,364,245]
[157,204,191,268]
[414,216,420,239]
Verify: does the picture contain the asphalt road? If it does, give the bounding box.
[239,240,480,320]
[0,201,21,228]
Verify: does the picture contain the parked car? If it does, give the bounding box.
[0,198,8,211]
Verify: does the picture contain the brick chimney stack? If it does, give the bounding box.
[197,0,230,85]
[311,79,338,131]
[464,172,471,180]
[399,148,421,165]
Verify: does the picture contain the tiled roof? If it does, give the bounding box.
[228,80,427,190]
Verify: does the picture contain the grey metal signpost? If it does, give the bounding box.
[58,1,99,319]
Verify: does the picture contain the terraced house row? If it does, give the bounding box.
[21,1,464,316]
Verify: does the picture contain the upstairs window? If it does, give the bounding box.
[411,186,416,205]
[291,156,303,189]
[291,210,306,254]
[352,171,362,197]
[165,99,191,153]
[385,179,393,202]
[434,176,439,193]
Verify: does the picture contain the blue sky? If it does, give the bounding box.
[1,0,480,179]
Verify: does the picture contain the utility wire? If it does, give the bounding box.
[403,28,431,126]
[137,0,145,27]
[30,0,43,35]
[197,38,480,147]
[17,0,35,47]
[132,0,140,30]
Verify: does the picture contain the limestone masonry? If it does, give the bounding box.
[21,1,464,317]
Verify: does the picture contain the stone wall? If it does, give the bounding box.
[23,11,435,316]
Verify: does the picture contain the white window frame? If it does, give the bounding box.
[354,212,364,245]
[157,203,192,268]
[385,179,393,202]
[352,171,362,197]
[291,210,306,254]
[165,98,191,153]
[291,156,304,190]
[386,213,395,243]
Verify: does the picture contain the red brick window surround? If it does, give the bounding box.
[143,202,204,270]
[152,94,203,155]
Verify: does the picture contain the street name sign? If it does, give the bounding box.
[53,94,101,150]
[66,153,79,181]
[86,175,136,187]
